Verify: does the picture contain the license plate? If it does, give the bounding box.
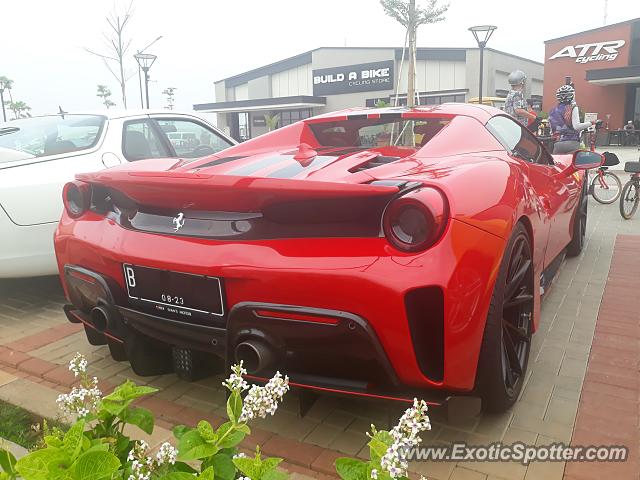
[123,264,224,322]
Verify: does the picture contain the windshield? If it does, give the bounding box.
[309,117,450,149]
[0,115,106,164]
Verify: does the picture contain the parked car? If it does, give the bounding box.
[0,110,235,278]
[54,104,602,412]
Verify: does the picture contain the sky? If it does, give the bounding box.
[1,0,639,116]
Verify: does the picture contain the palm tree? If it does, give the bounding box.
[264,114,280,132]
[0,76,14,122]
[8,101,31,119]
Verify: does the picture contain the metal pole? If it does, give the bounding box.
[144,69,150,109]
[478,44,484,106]
[138,57,144,108]
[0,90,5,122]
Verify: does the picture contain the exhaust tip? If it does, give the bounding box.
[90,305,111,332]
[235,341,273,374]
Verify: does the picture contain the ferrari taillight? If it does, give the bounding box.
[63,181,91,218]
[382,187,448,252]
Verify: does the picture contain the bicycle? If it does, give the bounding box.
[619,161,640,219]
[583,120,622,204]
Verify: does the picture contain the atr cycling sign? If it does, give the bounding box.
[549,40,626,64]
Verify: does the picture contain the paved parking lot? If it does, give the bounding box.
[0,199,638,480]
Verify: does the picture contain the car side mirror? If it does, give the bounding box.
[572,150,604,170]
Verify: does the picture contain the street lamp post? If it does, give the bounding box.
[134,53,157,109]
[136,36,163,108]
[468,25,497,106]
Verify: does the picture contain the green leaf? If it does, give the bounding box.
[173,425,190,440]
[72,451,120,480]
[120,406,154,434]
[263,470,288,480]
[177,430,218,461]
[0,449,17,475]
[101,381,157,415]
[226,391,242,424]
[62,420,85,461]
[44,435,63,448]
[335,458,368,480]
[216,422,245,449]
[367,430,393,463]
[232,457,257,478]
[199,466,215,480]
[209,453,235,480]
[173,461,197,474]
[197,420,217,442]
[15,449,69,480]
[157,473,196,480]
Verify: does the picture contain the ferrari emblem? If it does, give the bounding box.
[172,213,185,231]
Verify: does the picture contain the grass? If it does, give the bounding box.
[0,400,65,450]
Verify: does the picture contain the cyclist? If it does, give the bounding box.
[504,70,537,126]
[549,84,594,154]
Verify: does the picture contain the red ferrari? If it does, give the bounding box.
[54,104,602,412]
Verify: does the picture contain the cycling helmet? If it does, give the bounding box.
[508,70,527,86]
[556,85,575,104]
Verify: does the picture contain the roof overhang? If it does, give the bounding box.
[586,65,640,85]
[193,95,326,113]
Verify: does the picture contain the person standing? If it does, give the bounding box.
[504,70,537,126]
[548,85,593,154]
[623,120,636,146]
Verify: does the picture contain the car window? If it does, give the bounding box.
[0,115,105,163]
[486,115,548,164]
[122,120,170,161]
[154,118,233,159]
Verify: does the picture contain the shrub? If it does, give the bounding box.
[0,354,432,480]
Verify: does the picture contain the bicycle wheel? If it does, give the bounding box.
[619,180,640,219]
[591,171,622,204]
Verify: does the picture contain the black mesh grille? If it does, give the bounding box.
[404,287,444,382]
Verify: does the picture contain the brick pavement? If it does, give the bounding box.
[0,201,638,479]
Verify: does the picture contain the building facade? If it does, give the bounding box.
[195,47,543,140]
[543,18,640,130]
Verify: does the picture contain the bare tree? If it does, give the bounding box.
[380,0,449,107]
[85,2,135,108]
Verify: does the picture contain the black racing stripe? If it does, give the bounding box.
[380,113,402,121]
[348,114,368,120]
[197,156,247,168]
[267,155,337,179]
[226,155,288,176]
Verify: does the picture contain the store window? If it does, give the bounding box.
[278,109,313,127]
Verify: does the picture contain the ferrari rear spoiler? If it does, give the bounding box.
[76,170,403,212]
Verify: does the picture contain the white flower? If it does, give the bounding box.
[239,371,289,422]
[378,398,431,479]
[370,468,378,479]
[223,362,250,392]
[155,442,177,465]
[233,452,247,459]
[68,352,88,377]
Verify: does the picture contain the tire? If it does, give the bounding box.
[567,180,588,257]
[590,171,622,204]
[477,223,534,413]
[619,180,640,220]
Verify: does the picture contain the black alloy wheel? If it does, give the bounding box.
[477,223,534,412]
[500,234,534,397]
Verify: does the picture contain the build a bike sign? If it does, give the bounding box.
[549,40,626,64]
[312,61,394,95]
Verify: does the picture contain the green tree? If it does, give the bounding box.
[8,100,31,119]
[96,84,116,108]
[374,99,391,108]
[264,113,280,131]
[162,87,177,110]
[380,0,449,107]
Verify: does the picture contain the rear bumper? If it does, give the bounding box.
[55,212,505,392]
